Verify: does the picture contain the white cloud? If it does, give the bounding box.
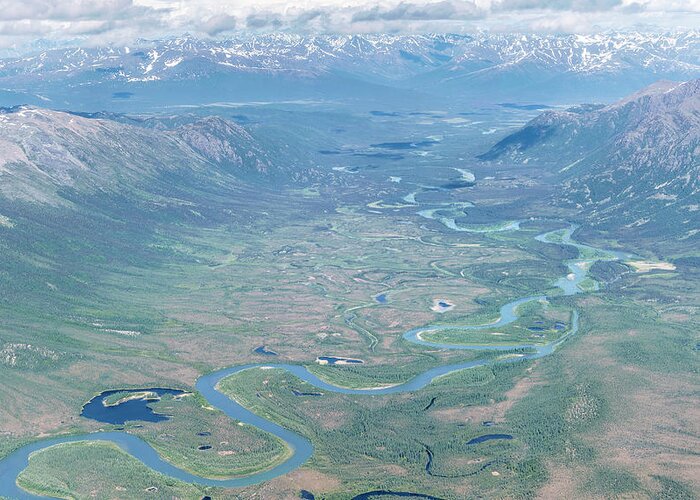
[350,1,483,23]
[0,0,696,49]
[0,0,158,21]
[491,0,623,12]
[197,14,237,36]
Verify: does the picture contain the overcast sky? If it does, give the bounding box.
[0,0,698,49]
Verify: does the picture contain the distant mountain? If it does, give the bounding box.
[0,34,466,82]
[479,79,700,242]
[1,32,698,109]
[421,32,700,101]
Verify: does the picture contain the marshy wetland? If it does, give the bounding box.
[0,195,642,498]
[0,102,697,500]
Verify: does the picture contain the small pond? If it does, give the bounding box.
[254,345,278,356]
[466,434,513,445]
[81,388,186,425]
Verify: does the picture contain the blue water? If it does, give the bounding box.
[466,434,513,445]
[0,319,580,499]
[352,491,444,500]
[254,345,278,356]
[81,388,186,425]
[416,205,521,233]
[375,293,388,304]
[292,389,323,397]
[0,218,631,499]
[403,295,549,349]
[533,225,636,296]
[370,139,438,150]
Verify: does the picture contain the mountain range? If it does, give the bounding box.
[1,32,699,110]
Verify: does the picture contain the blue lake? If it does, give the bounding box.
[254,345,278,356]
[375,293,388,304]
[466,434,514,445]
[352,491,444,500]
[81,388,186,425]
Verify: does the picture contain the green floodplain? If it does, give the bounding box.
[0,101,698,500]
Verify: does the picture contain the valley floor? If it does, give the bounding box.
[0,103,697,500]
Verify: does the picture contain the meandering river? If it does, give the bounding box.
[0,211,631,499]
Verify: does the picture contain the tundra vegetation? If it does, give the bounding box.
[0,93,697,499]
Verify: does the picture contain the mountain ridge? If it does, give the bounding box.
[479,78,700,243]
[5,32,698,80]
[0,106,282,206]
[1,32,698,108]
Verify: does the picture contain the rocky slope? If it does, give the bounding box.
[0,107,280,205]
[480,79,700,241]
